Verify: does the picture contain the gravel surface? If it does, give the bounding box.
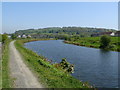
[9,41,43,88]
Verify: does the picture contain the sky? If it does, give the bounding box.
[2,2,118,33]
[1,0,119,2]
[0,2,2,33]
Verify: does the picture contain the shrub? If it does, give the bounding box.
[2,34,8,43]
[99,35,111,49]
[60,58,74,73]
[11,34,17,39]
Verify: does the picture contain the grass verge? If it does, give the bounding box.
[0,42,2,89]
[2,40,13,88]
[14,39,91,88]
[64,37,120,52]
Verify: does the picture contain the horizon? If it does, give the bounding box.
[2,26,118,34]
[2,2,118,33]
[17,26,117,31]
[0,26,118,34]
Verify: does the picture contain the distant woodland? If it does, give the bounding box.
[15,27,116,38]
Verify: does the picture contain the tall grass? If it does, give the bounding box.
[0,43,2,89]
[2,40,13,88]
[14,39,91,88]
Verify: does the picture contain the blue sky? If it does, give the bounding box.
[0,2,2,33]
[2,2,118,33]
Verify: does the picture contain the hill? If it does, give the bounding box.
[15,27,116,37]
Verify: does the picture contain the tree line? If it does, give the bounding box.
[15,27,115,37]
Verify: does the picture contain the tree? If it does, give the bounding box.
[0,34,2,42]
[99,35,111,49]
[11,34,17,39]
[2,34,8,43]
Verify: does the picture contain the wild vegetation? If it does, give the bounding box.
[2,39,13,88]
[1,27,118,88]
[14,27,119,51]
[0,28,118,89]
[0,34,1,42]
[53,58,74,74]
[11,34,17,40]
[64,36,120,52]
[0,34,1,89]
[2,34,8,43]
[99,35,111,49]
[15,27,115,37]
[0,58,1,89]
[14,39,91,88]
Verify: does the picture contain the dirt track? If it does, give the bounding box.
[9,41,43,88]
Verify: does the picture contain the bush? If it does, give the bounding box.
[11,34,17,39]
[60,58,74,73]
[2,34,8,43]
[99,35,111,49]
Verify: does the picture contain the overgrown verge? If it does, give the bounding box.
[0,42,2,89]
[64,37,120,52]
[14,39,91,88]
[2,40,13,88]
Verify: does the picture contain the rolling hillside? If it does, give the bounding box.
[15,27,116,37]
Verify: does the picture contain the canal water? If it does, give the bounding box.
[24,40,119,88]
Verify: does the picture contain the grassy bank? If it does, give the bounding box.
[14,39,91,88]
[64,37,120,52]
[0,34,1,42]
[0,42,2,89]
[2,40,13,88]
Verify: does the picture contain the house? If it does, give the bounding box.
[110,32,115,36]
[17,35,21,38]
[22,34,27,38]
[27,35,31,38]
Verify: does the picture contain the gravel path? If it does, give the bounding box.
[9,41,43,88]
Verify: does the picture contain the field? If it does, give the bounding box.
[64,36,120,52]
[14,39,91,88]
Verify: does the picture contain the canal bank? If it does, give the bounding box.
[14,39,90,88]
[24,40,118,88]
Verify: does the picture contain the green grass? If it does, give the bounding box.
[0,34,1,42]
[65,37,120,52]
[0,47,1,89]
[14,39,91,88]
[2,40,13,88]
[0,34,2,89]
